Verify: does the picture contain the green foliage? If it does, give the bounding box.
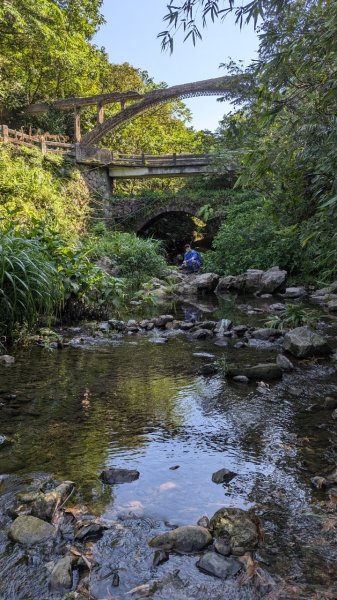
[0,144,90,237]
[265,305,321,331]
[203,196,294,275]
[0,229,61,339]
[27,222,126,320]
[89,228,167,286]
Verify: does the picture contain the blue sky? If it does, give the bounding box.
[95,1,258,131]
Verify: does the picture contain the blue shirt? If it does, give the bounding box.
[184,250,202,265]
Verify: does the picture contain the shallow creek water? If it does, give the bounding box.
[1,293,337,599]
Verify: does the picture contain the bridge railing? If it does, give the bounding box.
[109,152,211,167]
[0,125,75,155]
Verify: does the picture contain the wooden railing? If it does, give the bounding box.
[0,125,75,154]
[109,152,211,167]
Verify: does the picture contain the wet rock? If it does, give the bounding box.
[100,468,140,484]
[324,396,337,410]
[269,303,285,311]
[169,465,180,470]
[197,552,242,578]
[215,319,232,335]
[198,320,217,331]
[180,321,194,330]
[332,409,337,420]
[283,286,307,298]
[197,516,210,529]
[153,549,169,567]
[252,328,282,340]
[149,525,212,553]
[232,375,249,384]
[98,321,110,332]
[200,363,218,376]
[191,329,213,340]
[139,319,150,328]
[227,363,282,381]
[153,315,174,328]
[112,573,120,586]
[232,325,248,336]
[148,337,168,344]
[276,354,294,372]
[216,267,286,294]
[9,515,56,545]
[49,555,73,591]
[212,468,237,484]
[75,519,108,540]
[214,339,229,347]
[210,507,258,555]
[0,354,15,365]
[233,342,246,349]
[0,434,12,448]
[214,538,231,556]
[31,481,74,521]
[108,319,125,331]
[327,299,337,311]
[193,273,219,293]
[283,326,330,357]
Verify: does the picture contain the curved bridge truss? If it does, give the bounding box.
[28,75,247,146]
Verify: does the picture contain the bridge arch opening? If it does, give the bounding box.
[138,210,213,263]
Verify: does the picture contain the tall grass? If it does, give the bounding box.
[0,230,62,339]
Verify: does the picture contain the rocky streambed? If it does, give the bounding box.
[1,271,337,598]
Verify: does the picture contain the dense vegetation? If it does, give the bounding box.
[165,0,336,284]
[0,0,336,344]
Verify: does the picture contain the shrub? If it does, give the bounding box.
[89,229,167,285]
[0,230,61,339]
[203,196,296,275]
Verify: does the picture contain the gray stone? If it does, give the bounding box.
[0,434,12,448]
[332,409,337,420]
[200,363,218,376]
[9,515,56,546]
[215,319,232,335]
[216,267,286,294]
[269,303,285,311]
[153,315,174,327]
[193,273,219,292]
[149,525,212,553]
[198,320,217,330]
[252,328,282,340]
[210,507,258,555]
[197,516,210,529]
[259,267,287,293]
[100,468,140,484]
[148,337,168,344]
[232,375,249,384]
[197,552,242,579]
[283,286,307,298]
[212,468,237,484]
[214,538,231,556]
[313,281,337,296]
[191,329,213,340]
[75,519,107,540]
[327,300,337,311]
[276,354,294,372]
[227,363,282,381]
[153,550,169,567]
[324,396,337,410]
[49,555,73,591]
[0,354,15,364]
[31,481,74,521]
[108,319,125,332]
[283,326,330,358]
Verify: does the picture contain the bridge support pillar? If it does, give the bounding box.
[74,107,81,143]
[97,102,104,125]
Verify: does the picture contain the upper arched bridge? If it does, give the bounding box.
[27,75,248,146]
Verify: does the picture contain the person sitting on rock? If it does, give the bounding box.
[181,244,202,273]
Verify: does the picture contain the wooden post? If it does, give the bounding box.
[40,136,47,154]
[173,153,177,165]
[141,152,145,165]
[120,100,125,111]
[97,102,104,124]
[2,125,9,142]
[74,107,81,143]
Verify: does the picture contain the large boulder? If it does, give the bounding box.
[227,363,282,381]
[283,286,307,298]
[177,273,219,297]
[8,515,56,546]
[216,267,287,295]
[149,525,212,553]
[210,507,258,555]
[283,326,330,358]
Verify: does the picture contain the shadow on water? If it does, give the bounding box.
[0,294,337,598]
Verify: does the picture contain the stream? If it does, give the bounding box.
[1,292,337,599]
